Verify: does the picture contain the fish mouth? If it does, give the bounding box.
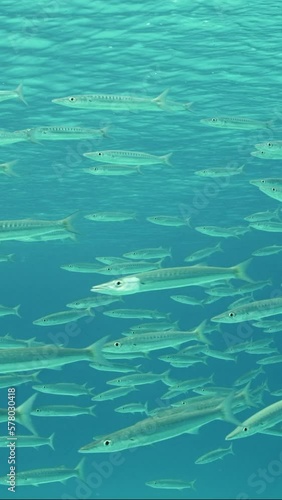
[91,283,113,295]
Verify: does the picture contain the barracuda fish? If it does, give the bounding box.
[0,433,55,449]
[244,208,281,222]
[83,164,141,176]
[32,382,95,397]
[106,370,171,387]
[79,394,241,453]
[19,230,77,243]
[31,405,96,417]
[147,215,188,227]
[195,444,234,464]
[194,165,244,177]
[0,458,85,486]
[0,160,18,177]
[67,295,121,309]
[101,320,209,355]
[83,150,173,166]
[251,150,282,159]
[0,129,32,145]
[195,226,240,238]
[146,479,196,490]
[0,253,15,262]
[0,371,41,389]
[0,394,37,434]
[91,386,138,401]
[29,125,109,141]
[184,242,223,262]
[0,304,20,318]
[93,259,163,276]
[0,83,26,104]
[126,320,179,333]
[161,375,213,399]
[52,89,192,112]
[84,211,137,222]
[0,213,77,241]
[0,336,107,373]
[124,247,172,260]
[61,262,102,273]
[115,402,149,415]
[170,295,204,306]
[226,400,282,440]
[103,308,170,320]
[91,259,252,296]
[33,308,94,326]
[250,221,282,232]
[233,366,265,387]
[256,355,282,365]
[252,245,282,256]
[212,297,282,324]
[201,116,273,130]
[255,141,282,151]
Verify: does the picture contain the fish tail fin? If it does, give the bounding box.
[219,391,242,426]
[75,457,86,482]
[86,307,95,317]
[229,443,235,455]
[49,432,55,450]
[16,394,37,435]
[2,160,18,177]
[266,119,275,130]
[7,253,15,262]
[196,320,211,345]
[62,211,80,234]
[191,479,197,491]
[88,335,110,363]
[14,304,21,317]
[238,381,257,408]
[216,242,224,253]
[144,401,149,415]
[162,152,173,167]
[152,88,170,110]
[15,83,27,105]
[184,101,193,111]
[101,125,112,138]
[161,369,173,386]
[31,371,42,383]
[89,405,96,416]
[232,258,254,283]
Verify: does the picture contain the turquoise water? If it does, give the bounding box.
[1,0,282,498]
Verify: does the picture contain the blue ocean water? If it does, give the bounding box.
[1,0,282,498]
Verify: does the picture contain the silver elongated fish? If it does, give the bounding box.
[226,400,282,440]
[0,458,85,486]
[52,89,191,112]
[0,83,26,104]
[201,116,273,130]
[83,150,173,166]
[0,433,54,449]
[195,444,234,464]
[31,404,96,417]
[91,260,252,296]
[79,395,241,453]
[0,213,77,241]
[146,479,196,490]
[212,297,282,324]
[29,125,109,141]
[33,308,94,326]
[0,336,107,374]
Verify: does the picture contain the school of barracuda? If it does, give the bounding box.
[1,82,282,491]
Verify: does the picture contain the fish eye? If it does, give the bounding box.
[35,408,40,412]
[69,97,76,102]
[271,187,276,191]
[211,118,217,122]
[104,439,112,446]
[267,143,272,147]
[260,180,265,183]
[114,342,121,347]
[115,281,122,286]
[228,311,236,317]
[243,427,248,432]
[98,152,102,155]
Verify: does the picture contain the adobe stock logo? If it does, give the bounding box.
[236,449,282,498]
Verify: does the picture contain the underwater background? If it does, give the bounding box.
[1,0,282,498]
